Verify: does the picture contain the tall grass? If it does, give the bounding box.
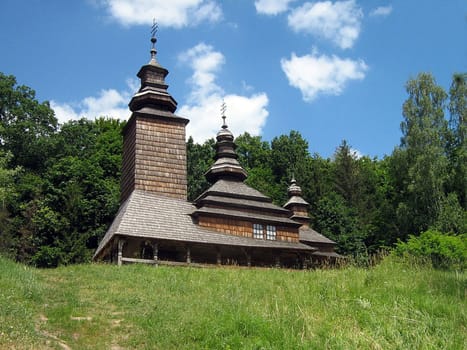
[0,256,465,349]
[0,256,45,348]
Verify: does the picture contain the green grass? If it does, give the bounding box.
[0,256,465,349]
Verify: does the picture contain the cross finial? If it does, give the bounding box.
[221,100,227,129]
[291,172,296,183]
[150,19,158,61]
[151,19,158,43]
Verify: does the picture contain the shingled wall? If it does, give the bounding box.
[121,115,187,202]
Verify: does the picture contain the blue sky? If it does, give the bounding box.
[1,0,465,158]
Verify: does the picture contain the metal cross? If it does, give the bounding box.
[221,100,227,128]
[151,19,158,39]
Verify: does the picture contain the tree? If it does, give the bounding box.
[30,118,124,265]
[314,191,366,257]
[0,151,21,257]
[270,131,310,204]
[398,73,448,234]
[446,73,467,208]
[0,73,58,170]
[271,130,310,180]
[235,132,271,170]
[333,140,360,206]
[186,137,214,201]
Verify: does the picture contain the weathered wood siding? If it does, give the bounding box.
[290,207,308,217]
[121,115,187,202]
[121,118,136,203]
[198,216,300,242]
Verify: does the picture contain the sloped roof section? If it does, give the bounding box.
[284,195,309,208]
[94,190,314,259]
[196,179,271,202]
[197,195,290,215]
[299,227,336,245]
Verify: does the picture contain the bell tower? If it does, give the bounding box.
[121,23,189,202]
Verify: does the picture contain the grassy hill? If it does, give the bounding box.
[0,256,465,350]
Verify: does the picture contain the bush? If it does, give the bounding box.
[393,230,466,270]
[31,246,63,268]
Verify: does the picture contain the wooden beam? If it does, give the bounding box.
[121,257,157,264]
[117,239,125,267]
[216,247,222,266]
[275,255,281,268]
[153,241,159,266]
[186,246,191,264]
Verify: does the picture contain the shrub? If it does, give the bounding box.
[393,229,466,269]
[31,246,63,268]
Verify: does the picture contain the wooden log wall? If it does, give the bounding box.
[198,216,300,243]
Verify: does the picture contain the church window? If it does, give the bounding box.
[266,225,276,240]
[253,224,264,239]
[253,224,277,240]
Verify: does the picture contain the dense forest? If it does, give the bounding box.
[0,71,465,267]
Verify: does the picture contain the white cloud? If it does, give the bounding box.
[281,51,368,102]
[255,0,296,15]
[177,43,269,142]
[99,0,222,27]
[179,43,225,101]
[350,147,363,159]
[369,5,392,17]
[288,0,363,49]
[51,80,137,124]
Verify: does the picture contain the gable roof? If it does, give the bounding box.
[94,190,315,260]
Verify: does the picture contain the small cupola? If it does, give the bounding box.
[205,102,248,183]
[284,177,310,227]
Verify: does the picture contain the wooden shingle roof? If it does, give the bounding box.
[197,195,290,215]
[196,179,271,202]
[299,227,336,245]
[94,190,315,260]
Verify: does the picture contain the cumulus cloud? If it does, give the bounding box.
[369,5,393,17]
[51,79,137,124]
[177,43,269,142]
[255,0,296,15]
[287,0,363,49]
[179,43,225,101]
[98,0,222,27]
[281,51,368,102]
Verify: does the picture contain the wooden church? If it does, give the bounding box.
[93,33,340,268]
